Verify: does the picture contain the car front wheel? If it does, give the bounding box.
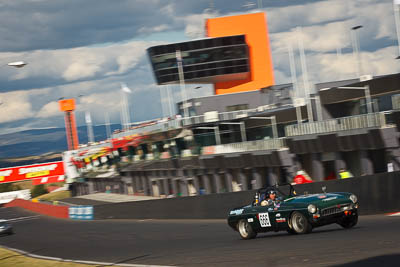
[237,219,257,240]
[338,214,358,229]
[290,212,312,234]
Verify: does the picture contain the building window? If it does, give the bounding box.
[226,104,249,112]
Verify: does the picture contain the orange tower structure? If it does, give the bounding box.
[206,12,275,95]
[58,99,79,150]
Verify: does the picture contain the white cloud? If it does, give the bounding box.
[1,40,157,84]
[1,0,400,135]
[183,13,214,39]
[0,91,34,123]
[63,62,102,81]
[36,101,59,118]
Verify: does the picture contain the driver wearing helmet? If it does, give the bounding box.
[261,189,279,207]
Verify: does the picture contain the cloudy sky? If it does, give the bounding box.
[0,0,399,135]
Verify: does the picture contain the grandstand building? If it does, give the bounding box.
[69,13,400,198]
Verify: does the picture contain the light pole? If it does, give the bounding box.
[176,50,189,119]
[166,85,174,117]
[76,94,94,143]
[393,0,400,58]
[249,116,278,139]
[351,25,363,78]
[297,26,314,123]
[120,83,132,130]
[287,43,303,124]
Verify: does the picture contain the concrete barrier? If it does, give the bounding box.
[93,171,400,219]
[5,199,69,219]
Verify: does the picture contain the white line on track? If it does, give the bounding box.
[6,215,41,222]
[0,245,174,267]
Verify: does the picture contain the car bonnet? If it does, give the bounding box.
[284,193,349,205]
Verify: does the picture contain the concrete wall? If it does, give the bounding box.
[93,171,400,219]
[5,199,69,219]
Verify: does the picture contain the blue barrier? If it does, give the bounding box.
[69,206,93,220]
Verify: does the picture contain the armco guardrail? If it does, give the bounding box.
[93,171,400,219]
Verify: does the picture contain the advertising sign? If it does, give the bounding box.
[69,206,93,220]
[0,161,64,184]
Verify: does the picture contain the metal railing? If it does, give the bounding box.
[202,138,286,155]
[112,103,293,138]
[113,119,182,138]
[285,112,389,137]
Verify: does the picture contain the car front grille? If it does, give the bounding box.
[321,204,351,216]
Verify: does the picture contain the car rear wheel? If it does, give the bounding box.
[338,214,358,229]
[290,212,312,234]
[237,219,257,239]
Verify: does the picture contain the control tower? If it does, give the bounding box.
[58,99,79,150]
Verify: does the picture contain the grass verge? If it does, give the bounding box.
[0,247,92,267]
[37,190,71,202]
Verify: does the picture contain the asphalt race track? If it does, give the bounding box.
[1,207,400,267]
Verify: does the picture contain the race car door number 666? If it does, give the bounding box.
[258,212,271,227]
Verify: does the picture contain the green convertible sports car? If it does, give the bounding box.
[228,183,359,239]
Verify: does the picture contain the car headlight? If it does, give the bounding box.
[308,204,317,214]
[350,194,358,204]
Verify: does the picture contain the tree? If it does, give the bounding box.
[31,184,48,198]
[0,183,21,193]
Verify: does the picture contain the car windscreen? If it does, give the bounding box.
[275,185,293,198]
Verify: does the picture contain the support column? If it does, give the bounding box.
[238,170,248,191]
[224,171,234,193]
[142,173,149,196]
[193,174,200,194]
[155,180,162,196]
[252,168,263,189]
[202,174,212,194]
[213,172,222,193]
[171,179,179,197]
[267,167,278,187]
[87,181,95,194]
[162,178,169,197]
[387,148,400,172]
[311,153,324,182]
[131,174,138,194]
[359,150,373,176]
[179,179,189,197]
[230,169,241,192]
[334,152,347,178]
